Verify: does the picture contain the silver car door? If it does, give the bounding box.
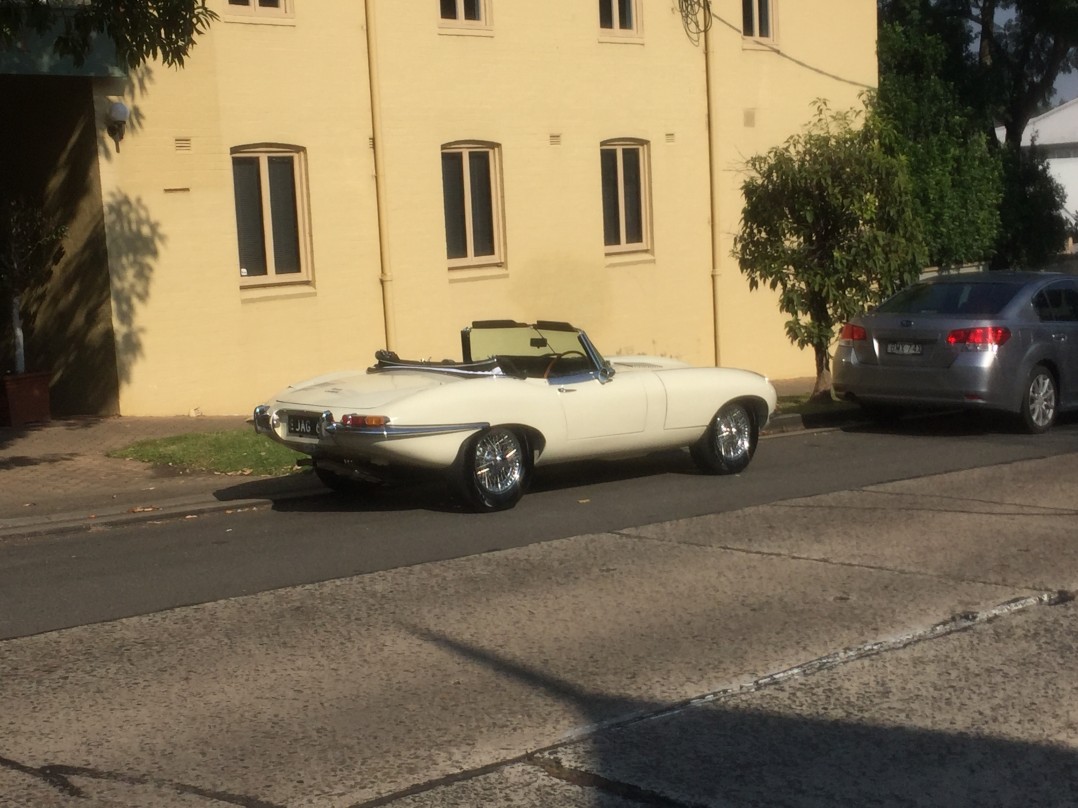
[1032,280,1078,409]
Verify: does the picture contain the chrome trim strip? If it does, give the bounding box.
[547,370,600,386]
[368,364,504,378]
[328,421,489,438]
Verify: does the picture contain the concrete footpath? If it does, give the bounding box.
[0,378,834,540]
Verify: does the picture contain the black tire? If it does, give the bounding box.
[451,427,528,511]
[313,461,377,496]
[691,402,757,475]
[1019,364,1057,434]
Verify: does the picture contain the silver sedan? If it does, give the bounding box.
[832,271,1078,433]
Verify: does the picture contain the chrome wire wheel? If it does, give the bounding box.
[691,402,757,475]
[1021,366,1057,434]
[714,405,754,464]
[452,427,529,511]
[473,428,524,496]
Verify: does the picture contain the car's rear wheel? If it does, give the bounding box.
[452,427,528,511]
[691,402,756,474]
[313,461,377,496]
[1019,364,1057,434]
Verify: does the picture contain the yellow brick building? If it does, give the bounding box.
[3,0,877,416]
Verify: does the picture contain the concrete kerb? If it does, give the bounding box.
[0,475,327,542]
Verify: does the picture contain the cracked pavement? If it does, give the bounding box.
[2,453,1077,806]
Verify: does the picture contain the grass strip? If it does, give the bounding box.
[109,430,304,476]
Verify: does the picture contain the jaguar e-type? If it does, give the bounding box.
[254,320,776,511]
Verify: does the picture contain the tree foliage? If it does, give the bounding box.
[962,0,1078,147]
[733,103,927,397]
[876,11,1003,268]
[0,0,217,69]
[879,0,1075,266]
[993,143,1070,267]
[0,198,66,374]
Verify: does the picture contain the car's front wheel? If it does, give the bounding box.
[452,427,529,511]
[1019,364,1057,434]
[691,402,757,474]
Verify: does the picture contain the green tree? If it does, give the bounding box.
[0,0,216,70]
[733,103,927,398]
[876,11,1002,268]
[879,0,1076,266]
[0,198,66,374]
[963,0,1078,148]
[993,142,1070,267]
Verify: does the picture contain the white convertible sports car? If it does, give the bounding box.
[254,320,777,511]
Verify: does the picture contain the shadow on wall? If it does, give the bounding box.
[99,192,163,392]
[1,76,110,414]
[0,75,164,417]
[25,191,162,415]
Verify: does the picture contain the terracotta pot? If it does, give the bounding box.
[3,371,52,427]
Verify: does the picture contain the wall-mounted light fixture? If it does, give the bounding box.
[106,101,130,151]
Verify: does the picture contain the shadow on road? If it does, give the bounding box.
[212,450,712,516]
[381,626,1078,807]
[842,408,1078,438]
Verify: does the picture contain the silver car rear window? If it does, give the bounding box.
[876,281,1022,316]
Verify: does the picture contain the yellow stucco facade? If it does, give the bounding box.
[86,0,877,416]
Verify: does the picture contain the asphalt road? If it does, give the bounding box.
[2,415,1078,806]
[3,414,1078,640]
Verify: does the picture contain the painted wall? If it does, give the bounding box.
[87,0,878,415]
[1048,155,1078,221]
[707,0,879,380]
[95,1,383,416]
[370,1,714,367]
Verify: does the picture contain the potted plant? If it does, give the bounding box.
[0,197,66,426]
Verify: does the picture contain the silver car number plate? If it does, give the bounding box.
[287,414,321,437]
[886,342,922,356]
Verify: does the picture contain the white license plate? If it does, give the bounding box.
[886,342,922,356]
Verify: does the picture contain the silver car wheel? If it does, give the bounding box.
[452,427,529,511]
[473,428,524,496]
[714,405,753,464]
[1022,367,1057,433]
[691,402,757,475]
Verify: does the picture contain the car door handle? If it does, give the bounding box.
[557,387,577,393]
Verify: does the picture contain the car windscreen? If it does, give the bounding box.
[876,281,1022,316]
[468,326,585,360]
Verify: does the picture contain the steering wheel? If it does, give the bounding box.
[543,350,588,379]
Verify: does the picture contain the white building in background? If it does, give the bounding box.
[1000,98,1078,231]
